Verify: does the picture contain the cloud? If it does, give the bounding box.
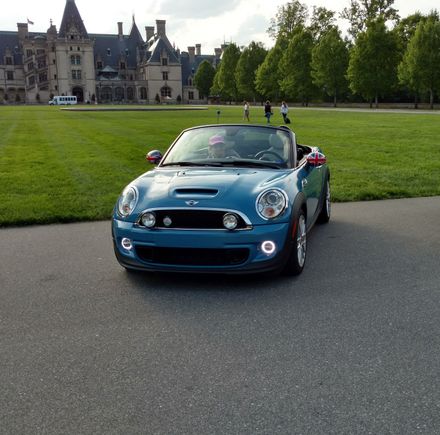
[165,8,273,54]
[158,0,242,19]
[230,14,271,47]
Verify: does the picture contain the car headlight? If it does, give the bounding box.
[256,189,287,219]
[118,186,138,217]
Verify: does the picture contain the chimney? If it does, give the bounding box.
[145,26,154,41]
[118,22,123,40]
[214,48,222,59]
[195,44,201,56]
[188,46,195,64]
[17,23,29,41]
[156,19,166,37]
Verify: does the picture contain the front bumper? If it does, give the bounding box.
[112,218,292,274]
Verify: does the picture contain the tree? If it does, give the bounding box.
[194,60,216,100]
[393,12,427,50]
[210,69,221,99]
[255,39,286,101]
[311,27,349,106]
[398,16,440,109]
[235,42,267,102]
[347,18,400,107]
[214,43,241,102]
[341,0,400,39]
[309,6,336,41]
[267,0,308,40]
[279,29,316,106]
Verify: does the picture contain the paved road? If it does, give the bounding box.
[1,197,439,435]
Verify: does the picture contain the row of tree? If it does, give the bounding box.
[194,0,440,108]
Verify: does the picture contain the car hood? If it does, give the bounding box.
[129,167,293,218]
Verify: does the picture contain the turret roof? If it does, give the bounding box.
[59,0,88,39]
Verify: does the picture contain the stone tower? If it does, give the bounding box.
[55,0,95,101]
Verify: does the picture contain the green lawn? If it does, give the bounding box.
[0,105,439,227]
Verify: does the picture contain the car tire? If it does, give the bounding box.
[282,209,307,276]
[317,178,331,224]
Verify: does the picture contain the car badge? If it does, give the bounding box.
[163,216,172,227]
[185,200,199,206]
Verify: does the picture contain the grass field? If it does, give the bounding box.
[0,104,439,227]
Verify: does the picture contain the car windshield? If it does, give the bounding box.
[160,125,292,169]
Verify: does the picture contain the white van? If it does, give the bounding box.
[49,96,77,105]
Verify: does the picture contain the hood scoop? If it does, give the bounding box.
[172,188,219,198]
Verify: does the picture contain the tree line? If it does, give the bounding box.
[194,0,440,109]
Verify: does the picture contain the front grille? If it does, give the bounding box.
[136,246,250,266]
[140,210,249,230]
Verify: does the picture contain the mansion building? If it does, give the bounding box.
[0,0,222,104]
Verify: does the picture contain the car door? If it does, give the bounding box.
[297,161,324,226]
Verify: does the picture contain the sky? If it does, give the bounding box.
[0,0,439,54]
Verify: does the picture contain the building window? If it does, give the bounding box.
[120,62,126,70]
[162,72,168,81]
[107,48,111,56]
[72,70,82,80]
[71,55,81,65]
[5,57,12,65]
[140,87,147,99]
[37,60,46,69]
[7,71,14,80]
[161,58,168,66]
[28,75,35,85]
[39,72,47,83]
[188,78,193,86]
[160,86,171,98]
[28,62,34,71]
[115,87,124,101]
[97,61,103,69]
[26,49,33,57]
[188,91,194,100]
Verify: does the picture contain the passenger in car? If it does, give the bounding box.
[208,135,240,158]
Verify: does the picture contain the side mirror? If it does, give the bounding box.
[306,151,326,167]
[146,150,163,165]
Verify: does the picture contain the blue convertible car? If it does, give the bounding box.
[112,124,330,275]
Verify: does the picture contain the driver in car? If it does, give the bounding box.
[208,135,240,158]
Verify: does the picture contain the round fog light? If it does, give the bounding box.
[223,213,238,230]
[121,238,133,251]
[141,212,156,228]
[261,241,276,255]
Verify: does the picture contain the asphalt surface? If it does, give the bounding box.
[1,197,439,435]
